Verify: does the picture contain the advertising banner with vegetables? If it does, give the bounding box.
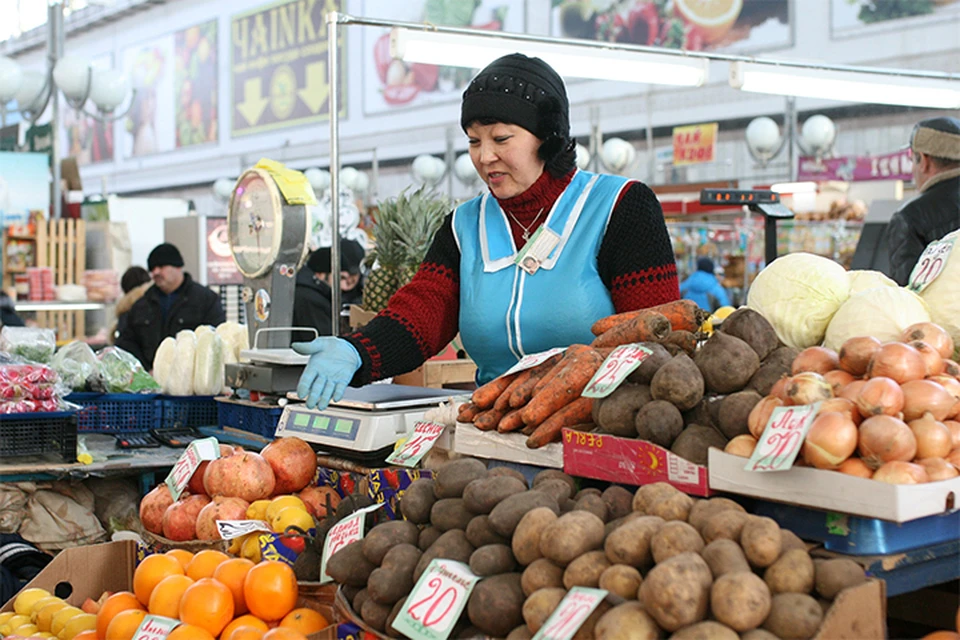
[122,34,176,157]
[361,0,526,115]
[831,0,960,37]
[174,20,218,148]
[550,0,792,53]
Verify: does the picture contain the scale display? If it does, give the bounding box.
[284,408,360,442]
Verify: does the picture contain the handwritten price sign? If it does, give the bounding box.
[215,520,272,540]
[532,587,608,640]
[164,437,221,500]
[745,403,821,472]
[582,345,653,398]
[908,236,955,293]
[386,421,446,468]
[319,503,383,584]
[392,560,480,640]
[503,347,567,377]
[132,615,179,640]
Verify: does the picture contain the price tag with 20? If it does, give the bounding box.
[164,437,221,500]
[392,559,480,640]
[386,421,446,468]
[908,235,955,293]
[581,345,653,398]
[319,502,384,584]
[532,587,608,640]
[745,403,822,472]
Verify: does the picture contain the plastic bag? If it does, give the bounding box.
[17,481,107,551]
[216,322,249,365]
[86,478,140,535]
[51,341,99,391]
[193,331,224,396]
[98,346,160,393]
[153,337,176,393]
[168,330,197,396]
[0,326,56,363]
[0,363,68,412]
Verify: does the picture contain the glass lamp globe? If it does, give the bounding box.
[213,178,235,200]
[14,70,47,112]
[351,170,370,194]
[53,56,91,101]
[575,143,590,170]
[412,154,445,185]
[601,137,635,173]
[304,168,331,193]
[801,115,836,154]
[0,57,23,103]
[745,117,782,156]
[454,153,478,184]
[89,69,129,112]
[341,166,361,191]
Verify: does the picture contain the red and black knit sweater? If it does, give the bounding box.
[344,169,679,385]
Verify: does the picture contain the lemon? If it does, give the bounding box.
[227,535,243,556]
[36,634,57,639]
[270,506,314,534]
[0,612,16,626]
[14,588,52,616]
[1,614,31,635]
[13,622,40,637]
[246,499,271,521]
[241,533,262,563]
[35,601,69,631]
[29,597,62,621]
[265,496,306,522]
[59,613,96,640]
[50,606,83,637]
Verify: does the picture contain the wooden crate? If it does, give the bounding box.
[35,219,87,341]
[394,359,477,388]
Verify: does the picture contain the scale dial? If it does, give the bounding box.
[227,168,285,279]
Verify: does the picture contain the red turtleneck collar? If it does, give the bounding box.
[495,169,575,247]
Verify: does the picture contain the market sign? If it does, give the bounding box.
[672,122,718,166]
[231,0,346,136]
[797,149,913,182]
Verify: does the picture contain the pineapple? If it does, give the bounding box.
[362,186,448,312]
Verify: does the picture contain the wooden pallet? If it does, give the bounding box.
[35,219,87,340]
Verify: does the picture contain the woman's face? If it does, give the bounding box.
[466,122,544,199]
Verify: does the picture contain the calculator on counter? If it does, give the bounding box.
[114,433,161,449]
[150,427,204,448]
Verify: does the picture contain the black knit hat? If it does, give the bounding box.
[460,53,570,142]
[147,243,184,270]
[308,239,365,275]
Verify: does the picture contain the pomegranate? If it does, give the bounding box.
[203,451,276,501]
[139,484,174,535]
[162,494,211,541]
[261,437,318,494]
[195,496,250,540]
[188,444,236,495]
[299,485,342,519]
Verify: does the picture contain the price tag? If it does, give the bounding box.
[392,559,480,640]
[581,345,653,398]
[132,615,178,640]
[532,587,608,640]
[908,236,955,293]
[164,437,221,500]
[503,347,567,377]
[745,403,821,472]
[319,503,383,584]
[215,520,272,540]
[386,421,447,468]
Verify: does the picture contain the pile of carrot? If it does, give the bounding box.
[457,299,708,448]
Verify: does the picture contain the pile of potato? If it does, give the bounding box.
[593,308,792,465]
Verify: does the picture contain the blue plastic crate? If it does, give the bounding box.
[66,392,159,433]
[160,396,219,429]
[65,392,102,431]
[216,398,283,438]
[754,500,960,556]
[0,410,78,460]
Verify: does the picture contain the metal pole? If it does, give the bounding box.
[589,105,600,173]
[445,126,455,200]
[645,90,655,184]
[327,13,341,336]
[786,96,798,182]
[49,1,63,220]
[371,147,379,204]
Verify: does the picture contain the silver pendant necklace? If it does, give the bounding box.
[506,207,546,242]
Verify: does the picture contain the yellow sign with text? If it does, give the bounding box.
[672,122,718,166]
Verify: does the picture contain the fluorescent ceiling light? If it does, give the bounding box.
[730,61,960,109]
[390,28,708,87]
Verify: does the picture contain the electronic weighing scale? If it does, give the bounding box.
[275,385,465,459]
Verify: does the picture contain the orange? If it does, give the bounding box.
[278,608,328,635]
[96,592,144,639]
[212,558,255,616]
[73,631,97,640]
[262,629,307,640]
[242,562,298,622]
[220,615,269,640]
[148,574,195,618]
[166,549,195,571]
[133,554,185,605]
[224,626,267,640]
[104,609,148,640]
[167,623,216,640]
[186,549,230,580]
[179,578,235,638]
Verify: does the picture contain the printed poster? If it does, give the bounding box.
[230,0,347,137]
[0,153,50,227]
[361,0,526,116]
[60,54,115,166]
[122,33,176,157]
[550,0,792,53]
[831,0,960,37]
[175,20,218,148]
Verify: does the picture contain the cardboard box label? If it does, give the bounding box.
[165,437,221,500]
[503,348,566,377]
[392,559,479,640]
[582,345,653,398]
[319,503,383,584]
[746,403,820,472]
[133,615,178,640]
[386,421,446,468]
[532,587,608,640]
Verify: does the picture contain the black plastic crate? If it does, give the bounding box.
[0,411,78,461]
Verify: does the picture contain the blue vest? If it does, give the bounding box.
[453,170,629,383]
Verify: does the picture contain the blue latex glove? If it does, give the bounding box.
[292,337,362,410]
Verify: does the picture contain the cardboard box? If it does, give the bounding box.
[454,422,564,469]
[708,449,960,523]
[393,359,477,388]
[813,579,887,639]
[563,429,712,496]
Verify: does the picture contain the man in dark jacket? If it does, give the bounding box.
[293,239,365,338]
[116,243,225,369]
[887,116,960,286]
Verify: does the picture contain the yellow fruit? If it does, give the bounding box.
[1,614,32,635]
[241,534,262,563]
[674,0,743,43]
[35,601,69,631]
[35,633,57,639]
[0,612,16,626]
[270,507,314,534]
[264,496,306,522]
[29,597,62,621]
[246,500,271,521]
[15,588,52,616]
[59,613,96,640]
[13,622,40,637]
[51,606,83,637]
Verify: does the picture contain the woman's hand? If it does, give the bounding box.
[292,337,361,409]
